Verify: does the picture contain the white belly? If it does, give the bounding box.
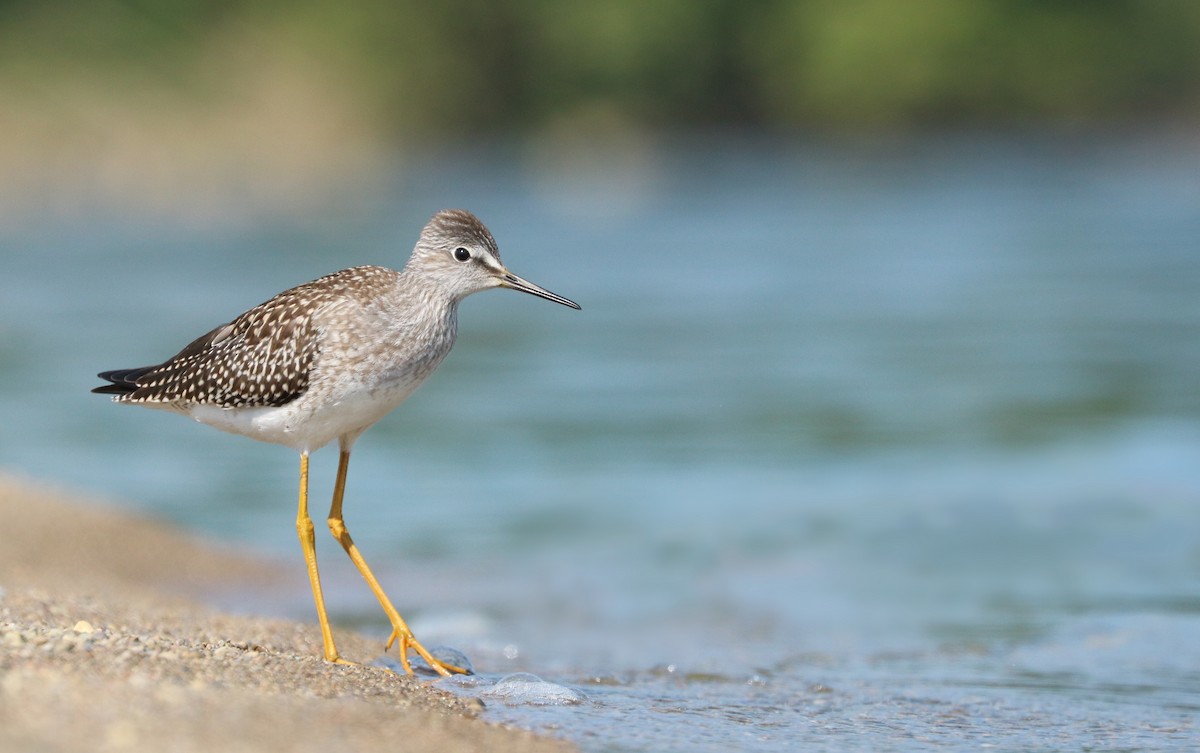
[188,377,423,453]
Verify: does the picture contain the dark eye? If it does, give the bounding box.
[453,247,471,262]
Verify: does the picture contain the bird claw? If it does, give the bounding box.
[386,628,471,676]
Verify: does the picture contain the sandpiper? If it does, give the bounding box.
[93,209,580,676]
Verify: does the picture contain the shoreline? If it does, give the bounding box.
[0,473,571,753]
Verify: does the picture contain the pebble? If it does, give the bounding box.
[374,645,475,676]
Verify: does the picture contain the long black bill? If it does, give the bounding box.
[500,271,581,310]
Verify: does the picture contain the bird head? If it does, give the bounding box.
[410,209,580,310]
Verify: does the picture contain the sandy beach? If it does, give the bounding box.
[0,474,571,753]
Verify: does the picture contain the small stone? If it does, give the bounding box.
[73,620,95,634]
[2,631,22,648]
[409,645,474,676]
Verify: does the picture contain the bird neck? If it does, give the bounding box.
[382,271,460,350]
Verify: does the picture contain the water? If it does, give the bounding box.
[3,132,1199,751]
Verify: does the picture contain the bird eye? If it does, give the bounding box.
[453,247,471,262]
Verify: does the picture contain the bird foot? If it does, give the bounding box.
[385,628,472,676]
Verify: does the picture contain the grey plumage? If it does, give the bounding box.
[91,208,579,676]
[93,210,578,424]
[94,265,399,408]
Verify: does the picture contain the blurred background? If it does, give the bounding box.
[4,0,1200,219]
[3,2,1200,750]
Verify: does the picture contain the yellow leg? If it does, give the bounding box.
[327,448,469,676]
[295,452,353,666]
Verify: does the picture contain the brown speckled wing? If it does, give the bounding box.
[93,266,396,408]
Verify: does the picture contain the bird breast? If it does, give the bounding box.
[189,290,459,453]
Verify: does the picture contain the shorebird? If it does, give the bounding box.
[92,209,580,676]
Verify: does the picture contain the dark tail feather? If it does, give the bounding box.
[92,366,157,395]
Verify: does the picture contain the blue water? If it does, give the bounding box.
[3,132,1199,751]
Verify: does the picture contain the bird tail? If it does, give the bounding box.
[92,366,156,395]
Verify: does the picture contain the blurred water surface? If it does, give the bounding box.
[3,133,1199,751]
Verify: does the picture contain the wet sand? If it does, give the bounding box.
[0,474,572,753]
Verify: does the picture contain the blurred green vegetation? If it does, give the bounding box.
[2,0,1199,139]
